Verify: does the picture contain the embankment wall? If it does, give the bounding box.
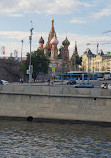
[0,85,111,123]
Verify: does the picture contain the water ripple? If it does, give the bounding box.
[0,120,111,157]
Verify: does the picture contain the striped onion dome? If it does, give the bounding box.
[39,37,44,44]
[44,42,49,49]
[50,34,59,45]
[62,37,70,46]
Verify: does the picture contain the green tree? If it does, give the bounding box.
[71,54,82,70]
[20,49,50,80]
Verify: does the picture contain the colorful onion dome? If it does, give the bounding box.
[50,34,59,45]
[39,36,44,44]
[62,37,70,46]
[44,42,49,49]
[50,18,55,35]
[51,18,54,23]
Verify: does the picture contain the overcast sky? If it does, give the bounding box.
[0,0,111,58]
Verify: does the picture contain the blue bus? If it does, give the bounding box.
[59,71,98,80]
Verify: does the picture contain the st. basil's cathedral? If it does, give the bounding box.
[38,18,72,73]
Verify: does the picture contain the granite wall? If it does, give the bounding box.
[0,85,111,123]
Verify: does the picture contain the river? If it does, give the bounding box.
[0,120,111,158]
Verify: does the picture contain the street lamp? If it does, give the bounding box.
[29,21,34,86]
[21,40,23,61]
[61,46,64,85]
[87,54,91,82]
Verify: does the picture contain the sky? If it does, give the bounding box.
[0,0,111,58]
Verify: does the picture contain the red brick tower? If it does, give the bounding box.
[62,37,70,61]
[48,18,55,45]
[50,34,59,59]
[47,18,56,56]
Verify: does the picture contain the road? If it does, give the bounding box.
[10,79,111,88]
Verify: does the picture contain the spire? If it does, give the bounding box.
[50,18,55,35]
[75,41,77,53]
[73,41,78,55]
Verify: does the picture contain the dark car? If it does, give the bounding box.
[73,82,94,88]
[67,79,76,85]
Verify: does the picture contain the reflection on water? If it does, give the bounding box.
[0,120,111,158]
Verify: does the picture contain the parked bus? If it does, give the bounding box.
[59,71,98,80]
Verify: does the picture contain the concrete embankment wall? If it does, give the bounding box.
[0,84,111,123]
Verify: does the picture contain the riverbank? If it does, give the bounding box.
[0,84,111,124]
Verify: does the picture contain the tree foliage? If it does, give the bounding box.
[20,49,50,80]
[71,54,82,68]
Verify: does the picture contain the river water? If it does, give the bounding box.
[0,120,111,158]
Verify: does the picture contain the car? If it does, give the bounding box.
[67,79,76,85]
[73,82,94,88]
[0,80,9,85]
[108,84,111,89]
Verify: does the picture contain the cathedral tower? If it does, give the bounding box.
[62,37,70,61]
[47,18,56,50]
[50,34,59,59]
[73,41,78,55]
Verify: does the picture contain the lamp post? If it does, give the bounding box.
[21,40,23,61]
[29,22,34,86]
[87,55,90,82]
[61,47,64,85]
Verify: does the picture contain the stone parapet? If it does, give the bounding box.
[0,85,111,97]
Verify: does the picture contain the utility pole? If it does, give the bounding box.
[61,47,64,85]
[87,55,89,82]
[21,40,23,61]
[87,55,91,82]
[93,58,94,80]
[93,58,94,73]
[29,21,34,86]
